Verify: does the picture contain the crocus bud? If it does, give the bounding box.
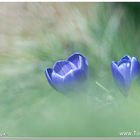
[111,55,140,96]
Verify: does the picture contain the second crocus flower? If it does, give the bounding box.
[111,55,140,95]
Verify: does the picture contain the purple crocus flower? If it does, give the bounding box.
[111,55,140,95]
[45,53,88,93]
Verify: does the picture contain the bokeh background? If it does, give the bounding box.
[0,2,140,137]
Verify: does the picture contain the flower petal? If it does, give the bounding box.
[130,57,140,79]
[51,71,65,92]
[63,69,88,92]
[118,61,131,79]
[45,68,54,88]
[121,55,131,60]
[117,55,131,66]
[67,53,88,72]
[111,61,126,88]
[64,69,87,84]
[53,60,76,77]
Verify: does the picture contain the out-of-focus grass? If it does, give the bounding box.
[0,3,140,137]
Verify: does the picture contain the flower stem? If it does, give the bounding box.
[96,81,110,94]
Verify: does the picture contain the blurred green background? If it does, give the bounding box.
[0,2,140,137]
